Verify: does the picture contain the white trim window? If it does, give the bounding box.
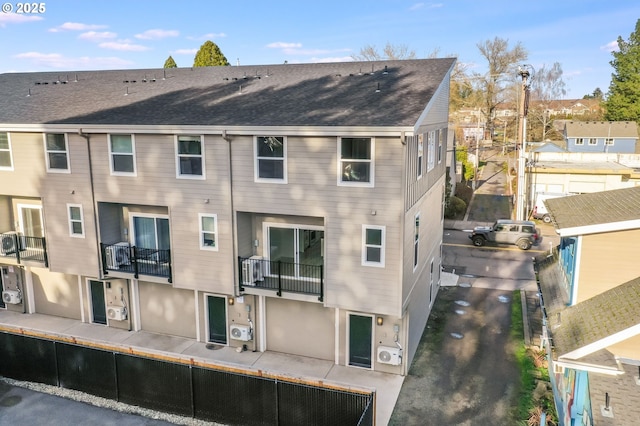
[413,213,420,269]
[417,134,423,179]
[0,132,13,170]
[199,213,218,251]
[575,138,584,146]
[427,131,435,172]
[438,129,443,164]
[588,138,597,146]
[67,204,85,238]
[109,134,136,175]
[338,137,374,187]
[44,133,70,172]
[175,135,205,179]
[605,138,614,146]
[362,225,385,267]
[255,136,287,183]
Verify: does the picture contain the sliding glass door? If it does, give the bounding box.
[267,224,323,279]
[132,215,170,250]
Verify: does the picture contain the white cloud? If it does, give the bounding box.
[601,41,618,52]
[266,42,303,49]
[135,29,179,40]
[49,22,108,32]
[99,41,150,52]
[78,31,117,42]
[409,3,425,10]
[187,32,226,41]
[172,49,198,55]
[0,12,43,27]
[14,51,133,69]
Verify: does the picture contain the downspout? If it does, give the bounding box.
[223,130,237,293]
[78,129,104,280]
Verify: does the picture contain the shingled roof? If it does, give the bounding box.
[0,59,455,128]
[544,186,640,234]
[564,121,639,139]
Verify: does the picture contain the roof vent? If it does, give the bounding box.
[383,65,388,75]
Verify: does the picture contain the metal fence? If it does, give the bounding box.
[0,332,373,425]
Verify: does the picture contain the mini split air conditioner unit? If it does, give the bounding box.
[1,232,23,256]
[230,324,252,341]
[2,289,22,305]
[377,346,402,366]
[107,306,128,321]
[105,242,131,269]
[242,255,263,286]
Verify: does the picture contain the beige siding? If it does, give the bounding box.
[0,132,46,197]
[31,269,81,319]
[0,196,10,230]
[138,280,196,338]
[233,135,404,315]
[577,229,640,303]
[607,335,640,359]
[265,298,334,360]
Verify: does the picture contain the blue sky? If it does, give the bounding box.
[1,0,638,98]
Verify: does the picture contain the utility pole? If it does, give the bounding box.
[515,65,532,221]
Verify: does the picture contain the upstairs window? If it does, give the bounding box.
[575,138,584,145]
[109,134,136,175]
[338,137,374,187]
[588,138,597,145]
[44,133,70,172]
[427,131,435,172]
[199,214,218,251]
[414,213,420,269]
[255,136,286,182]
[67,204,85,237]
[438,130,444,164]
[176,135,205,178]
[605,138,614,146]
[417,134,423,179]
[362,225,385,267]
[0,132,13,170]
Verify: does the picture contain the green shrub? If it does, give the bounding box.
[445,195,466,219]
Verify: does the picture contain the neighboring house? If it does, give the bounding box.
[563,121,639,154]
[535,187,640,425]
[0,58,455,375]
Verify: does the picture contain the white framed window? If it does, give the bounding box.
[417,134,423,179]
[605,138,614,146]
[44,133,70,173]
[67,204,85,238]
[438,130,443,164]
[199,213,218,251]
[0,132,13,170]
[413,213,420,269]
[255,136,287,183]
[109,134,136,175]
[427,131,435,172]
[362,225,385,267]
[588,138,597,145]
[575,138,584,146]
[175,135,205,179]
[338,137,374,187]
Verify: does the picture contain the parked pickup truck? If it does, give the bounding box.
[469,219,541,250]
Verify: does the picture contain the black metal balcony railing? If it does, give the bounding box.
[101,242,172,283]
[0,232,48,266]
[238,256,323,301]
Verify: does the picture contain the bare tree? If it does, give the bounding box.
[352,42,417,61]
[474,37,528,139]
[528,62,567,140]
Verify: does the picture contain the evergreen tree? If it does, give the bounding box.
[193,41,229,67]
[163,55,177,68]
[604,19,640,122]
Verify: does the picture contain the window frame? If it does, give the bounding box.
[588,138,597,146]
[0,132,14,171]
[175,134,205,179]
[67,203,85,238]
[254,135,287,183]
[199,213,219,251]
[575,138,584,146]
[108,133,137,176]
[43,133,70,173]
[413,213,420,270]
[427,131,435,172]
[361,225,385,267]
[337,137,375,187]
[605,138,614,146]
[438,129,443,164]
[417,134,423,179]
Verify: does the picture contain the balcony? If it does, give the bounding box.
[101,242,172,283]
[0,232,48,266]
[238,256,323,301]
